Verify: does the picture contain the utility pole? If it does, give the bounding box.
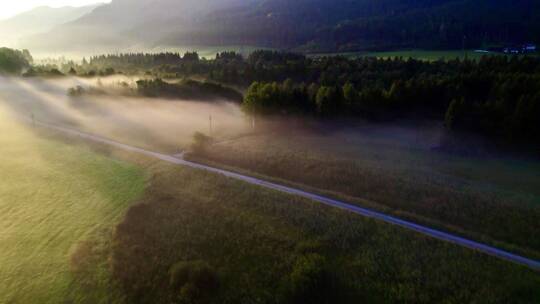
[462,35,467,60]
[209,115,213,137]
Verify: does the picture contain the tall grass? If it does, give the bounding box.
[107,160,540,303]
[189,130,540,256]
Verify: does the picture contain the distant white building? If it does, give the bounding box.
[524,44,537,52]
[502,44,537,54]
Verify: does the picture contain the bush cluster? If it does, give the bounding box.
[136,78,242,102]
[0,48,31,74]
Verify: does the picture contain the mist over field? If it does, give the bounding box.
[0,76,249,151]
[0,75,453,156]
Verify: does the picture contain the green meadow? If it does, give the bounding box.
[188,128,540,258]
[0,113,145,304]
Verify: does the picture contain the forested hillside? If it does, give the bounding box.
[20,0,540,53]
[168,0,540,51]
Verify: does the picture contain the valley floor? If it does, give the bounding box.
[1,112,539,303]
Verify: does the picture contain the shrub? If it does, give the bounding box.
[0,47,30,74]
[49,68,64,76]
[68,86,85,97]
[191,132,213,154]
[281,253,335,304]
[67,85,107,97]
[316,86,342,115]
[169,260,218,303]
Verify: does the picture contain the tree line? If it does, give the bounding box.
[84,52,199,69]
[240,53,540,146]
[136,78,242,102]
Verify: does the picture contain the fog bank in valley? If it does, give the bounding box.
[0,76,249,152]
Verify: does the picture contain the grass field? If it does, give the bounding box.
[1,112,539,303]
[101,154,540,303]
[188,124,540,258]
[0,112,146,304]
[309,50,538,61]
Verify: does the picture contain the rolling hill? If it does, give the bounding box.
[16,0,540,53]
[0,4,101,48]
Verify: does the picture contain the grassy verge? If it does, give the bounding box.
[0,113,146,304]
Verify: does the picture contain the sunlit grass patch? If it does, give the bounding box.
[0,113,145,304]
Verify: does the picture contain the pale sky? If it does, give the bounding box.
[0,0,111,20]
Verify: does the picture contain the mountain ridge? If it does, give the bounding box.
[13,0,540,53]
[0,4,102,48]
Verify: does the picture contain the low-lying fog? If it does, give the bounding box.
[1,75,536,165]
[0,76,249,152]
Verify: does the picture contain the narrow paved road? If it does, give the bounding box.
[35,120,540,272]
